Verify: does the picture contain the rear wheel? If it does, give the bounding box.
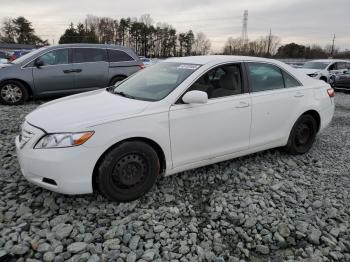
[110,76,126,86]
[285,115,317,154]
[0,80,29,105]
[97,141,159,202]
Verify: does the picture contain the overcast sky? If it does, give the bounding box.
[1,0,349,51]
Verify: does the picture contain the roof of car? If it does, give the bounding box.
[47,43,132,50]
[166,55,283,65]
[310,59,349,63]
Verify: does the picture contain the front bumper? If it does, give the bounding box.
[15,122,98,195]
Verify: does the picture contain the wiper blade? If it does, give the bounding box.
[114,91,136,99]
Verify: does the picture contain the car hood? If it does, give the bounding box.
[26,89,151,132]
[297,68,321,75]
[0,63,13,69]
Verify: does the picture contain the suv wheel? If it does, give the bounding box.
[110,76,126,86]
[0,80,29,105]
[97,141,159,202]
[285,115,317,154]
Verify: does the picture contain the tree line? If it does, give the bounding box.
[1,16,349,59]
[222,35,349,59]
[59,14,211,57]
[0,16,47,45]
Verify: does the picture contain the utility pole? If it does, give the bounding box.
[241,10,248,52]
[331,34,335,57]
[267,28,272,57]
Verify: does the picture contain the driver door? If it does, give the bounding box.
[32,48,74,96]
[169,63,251,168]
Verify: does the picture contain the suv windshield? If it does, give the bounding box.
[302,61,328,70]
[113,62,201,101]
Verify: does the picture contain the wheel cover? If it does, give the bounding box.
[112,153,148,189]
[1,84,22,103]
[295,123,311,146]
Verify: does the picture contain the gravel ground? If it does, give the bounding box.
[0,93,349,262]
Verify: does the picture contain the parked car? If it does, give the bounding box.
[329,69,350,90]
[16,56,334,201]
[139,56,154,67]
[7,50,32,62]
[298,59,350,82]
[0,44,143,105]
[0,51,8,64]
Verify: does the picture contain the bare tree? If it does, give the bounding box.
[192,32,211,55]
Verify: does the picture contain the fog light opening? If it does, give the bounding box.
[42,177,57,186]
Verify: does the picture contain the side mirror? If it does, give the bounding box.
[182,90,208,104]
[34,59,44,68]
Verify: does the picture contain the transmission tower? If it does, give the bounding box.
[241,10,248,46]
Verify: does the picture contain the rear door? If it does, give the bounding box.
[32,48,75,95]
[246,62,309,148]
[72,48,109,90]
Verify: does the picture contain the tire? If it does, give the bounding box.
[329,75,336,87]
[0,80,29,105]
[319,77,328,83]
[97,141,160,202]
[285,115,317,155]
[110,76,126,86]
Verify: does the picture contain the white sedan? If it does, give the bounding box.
[16,56,335,201]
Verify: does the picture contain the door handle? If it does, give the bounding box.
[73,69,82,73]
[235,101,250,108]
[294,92,304,98]
[63,69,73,74]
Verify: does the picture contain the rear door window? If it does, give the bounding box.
[108,49,134,62]
[73,48,107,63]
[246,63,285,92]
[336,62,347,70]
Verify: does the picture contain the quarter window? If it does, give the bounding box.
[188,64,243,99]
[283,71,300,88]
[246,63,285,92]
[108,49,134,62]
[73,48,107,63]
[38,49,68,66]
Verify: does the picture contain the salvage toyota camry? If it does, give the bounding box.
[16,56,335,201]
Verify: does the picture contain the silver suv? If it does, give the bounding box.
[0,44,143,105]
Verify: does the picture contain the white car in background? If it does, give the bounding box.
[16,56,334,201]
[298,59,350,82]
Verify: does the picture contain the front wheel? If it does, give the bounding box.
[97,141,160,202]
[0,80,29,105]
[285,115,317,155]
[329,75,336,87]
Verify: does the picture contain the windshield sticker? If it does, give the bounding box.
[177,64,200,70]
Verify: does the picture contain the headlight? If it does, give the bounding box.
[308,72,319,77]
[34,131,94,149]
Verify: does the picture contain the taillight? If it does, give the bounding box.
[327,88,335,98]
[139,64,145,69]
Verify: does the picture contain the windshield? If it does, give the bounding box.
[11,47,47,64]
[302,61,328,70]
[113,62,201,101]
